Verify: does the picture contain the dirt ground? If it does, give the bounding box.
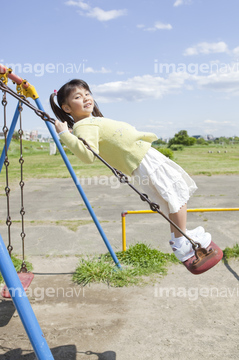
[0,175,239,359]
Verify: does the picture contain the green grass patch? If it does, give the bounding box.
[73,243,179,287]
[0,255,33,284]
[1,140,239,188]
[223,244,239,259]
[173,144,239,176]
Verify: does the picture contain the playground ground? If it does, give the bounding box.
[0,175,239,359]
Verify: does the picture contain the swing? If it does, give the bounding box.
[0,74,223,275]
[78,138,223,275]
[1,86,34,298]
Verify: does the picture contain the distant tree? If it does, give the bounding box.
[214,137,230,145]
[168,130,196,147]
[12,130,20,140]
[152,139,166,146]
[196,138,208,145]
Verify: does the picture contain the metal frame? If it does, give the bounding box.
[0,70,122,359]
[121,208,239,251]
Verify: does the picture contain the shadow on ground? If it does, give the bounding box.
[0,347,117,360]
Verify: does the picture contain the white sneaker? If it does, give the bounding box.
[169,232,211,262]
[186,226,205,238]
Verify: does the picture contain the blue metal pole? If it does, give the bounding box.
[0,102,20,172]
[0,234,54,360]
[34,98,121,269]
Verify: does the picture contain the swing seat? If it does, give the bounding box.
[1,272,34,298]
[183,241,223,275]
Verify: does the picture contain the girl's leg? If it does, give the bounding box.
[169,203,187,238]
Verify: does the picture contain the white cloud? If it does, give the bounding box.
[139,21,172,32]
[174,0,192,6]
[65,0,127,21]
[65,0,90,9]
[90,64,239,103]
[192,68,239,94]
[174,0,184,6]
[91,73,189,103]
[84,66,111,74]
[232,46,239,57]
[184,42,229,56]
[154,22,172,30]
[204,119,219,124]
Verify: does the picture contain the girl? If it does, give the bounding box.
[50,79,211,263]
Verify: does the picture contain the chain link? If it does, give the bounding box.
[18,101,27,272]
[2,92,13,255]
[0,80,56,126]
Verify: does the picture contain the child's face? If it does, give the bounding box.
[62,86,94,121]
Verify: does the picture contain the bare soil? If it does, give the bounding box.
[0,175,239,359]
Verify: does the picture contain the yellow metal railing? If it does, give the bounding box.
[121,208,239,252]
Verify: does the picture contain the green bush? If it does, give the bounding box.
[168,130,196,147]
[156,147,174,159]
[169,144,184,151]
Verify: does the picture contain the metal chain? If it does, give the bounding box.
[78,137,200,249]
[0,79,199,250]
[18,102,27,272]
[2,91,13,256]
[0,80,56,126]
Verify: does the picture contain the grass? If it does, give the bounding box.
[1,140,239,287]
[73,243,179,287]
[173,144,239,176]
[73,242,239,288]
[0,255,33,284]
[0,139,112,189]
[223,244,239,259]
[0,141,239,190]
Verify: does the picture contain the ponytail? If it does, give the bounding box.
[49,93,75,128]
[49,79,103,129]
[92,100,104,117]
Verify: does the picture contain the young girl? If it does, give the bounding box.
[50,79,211,263]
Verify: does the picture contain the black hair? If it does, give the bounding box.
[49,79,103,128]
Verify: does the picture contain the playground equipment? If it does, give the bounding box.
[0,63,225,355]
[0,65,121,268]
[121,208,239,252]
[0,65,121,358]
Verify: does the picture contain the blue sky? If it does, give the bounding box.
[1,0,239,139]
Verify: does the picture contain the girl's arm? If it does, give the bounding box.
[58,123,99,164]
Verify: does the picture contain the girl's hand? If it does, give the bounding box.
[55,119,68,134]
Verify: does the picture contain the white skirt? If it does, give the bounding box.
[132,147,197,215]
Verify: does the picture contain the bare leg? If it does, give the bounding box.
[169,203,187,238]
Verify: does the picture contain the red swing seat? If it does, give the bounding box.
[183,241,223,275]
[1,272,34,298]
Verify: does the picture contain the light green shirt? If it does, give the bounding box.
[60,117,158,176]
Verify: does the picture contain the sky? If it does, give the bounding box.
[1,0,239,139]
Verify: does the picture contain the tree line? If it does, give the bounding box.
[153,130,239,148]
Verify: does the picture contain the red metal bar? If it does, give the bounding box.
[0,64,29,88]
